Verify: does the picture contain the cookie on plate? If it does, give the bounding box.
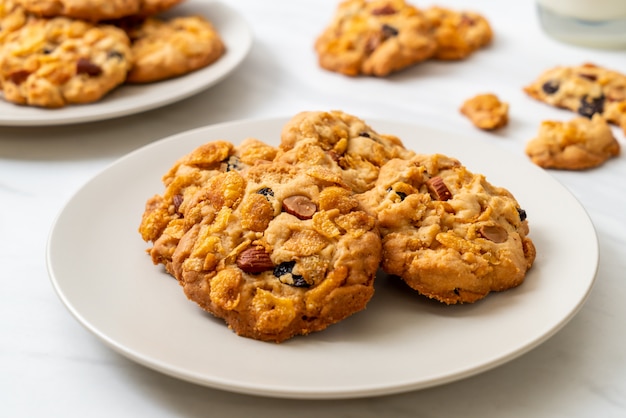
[155,159,381,343]
[124,15,225,83]
[314,0,436,76]
[276,110,415,193]
[16,0,140,21]
[0,16,131,107]
[423,6,493,60]
[460,93,508,130]
[525,114,620,170]
[139,138,278,275]
[358,153,536,304]
[523,62,626,134]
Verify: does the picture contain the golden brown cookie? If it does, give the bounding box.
[141,155,382,343]
[124,15,225,83]
[524,62,626,135]
[16,0,140,21]
[314,0,436,76]
[525,114,620,170]
[460,93,509,130]
[139,138,278,275]
[0,16,131,107]
[358,154,536,304]
[423,6,493,60]
[276,110,415,193]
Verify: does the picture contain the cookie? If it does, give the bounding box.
[423,6,493,60]
[525,114,620,170]
[0,17,131,107]
[358,154,536,304]
[16,0,140,21]
[314,0,436,76]
[139,138,278,275]
[277,110,415,193]
[523,62,626,134]
[143,157,381,343]
[136,0,183,17]
[460,93,508,130]
[124,15,225,83]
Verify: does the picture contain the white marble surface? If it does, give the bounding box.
[1,0,625,416]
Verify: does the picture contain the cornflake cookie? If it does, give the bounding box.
[143,158,382,343]
[139,138,278,275]
[358,154,536,304]
[16,0,140,21]
[460,93,508,130]
[125,15,225,83]
[525,114,620,170]
[423,6,493,60]
[314,0,436,76]
[524,62,626,134]
[277,110,415,193]
[0,16,131,107]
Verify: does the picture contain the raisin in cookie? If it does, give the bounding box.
[460,93,508,130]
[139,138,278,275]
[151,160,381,343]
[124,15,225,83]
[423,6,493,60]
[277,110,415,193]
[0,17,131,107]
[17,0,140,21]
[525,114,620,170]
[524,63,626,134]
[314,0,436,76]
[358,154,536,304]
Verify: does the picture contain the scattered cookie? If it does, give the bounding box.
[124,15,225,83]
[424,6,493,60]
[139,138,278,274]
[358,153,536,304]
[460,93,509,130]
[314,0,436,76]
[525,114,620,170]
[16,0,140,22]
[0,16,132,107]
[276,110,415,193]
[524,62,626,135]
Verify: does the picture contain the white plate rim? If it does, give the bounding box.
[0,0,252,126]
[46,116,599,399]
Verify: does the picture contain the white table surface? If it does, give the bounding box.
[2,0,625,416]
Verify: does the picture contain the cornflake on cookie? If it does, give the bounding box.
[525,114,620,170]
[460,93,509,130]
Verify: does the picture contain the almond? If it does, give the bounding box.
[236,247,274,273]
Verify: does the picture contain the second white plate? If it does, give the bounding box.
[47,117,599,399]
[0,1,252,126]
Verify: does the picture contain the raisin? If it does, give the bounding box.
[273,261,309,287]
[453,288,460,296]
[541,80,560,95]
[578,95,605,118]
[107,50,124,60]
[359,132,371,138]
[221,155,242,171]
[273,261,296,278]
[42,46,55,54]
[381,24,399,39]
[396,191,407,201]
[76,58,102,77]
[517,207,527,222]
[256,187,274,198]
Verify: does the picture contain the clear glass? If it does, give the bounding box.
[536,0,626,49]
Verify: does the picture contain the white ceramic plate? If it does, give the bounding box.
[46,117,598,399]
[0,1,251,126]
